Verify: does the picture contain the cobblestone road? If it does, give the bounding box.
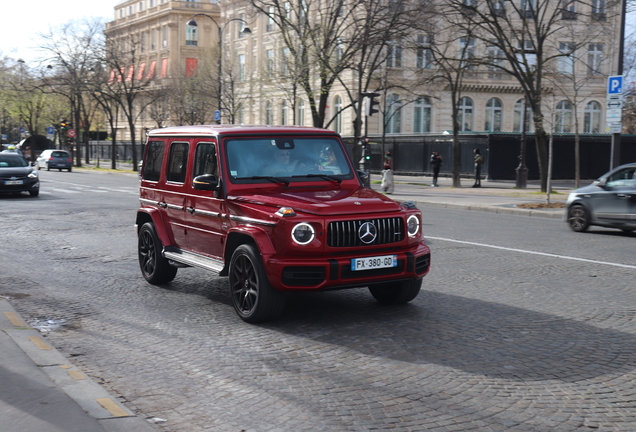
[2,171,636,432]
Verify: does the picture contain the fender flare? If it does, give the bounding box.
[136,208,174,247]
[225,225,276,258]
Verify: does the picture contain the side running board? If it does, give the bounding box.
[163,248,224,274]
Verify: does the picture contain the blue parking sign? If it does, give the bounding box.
[607,76,623,94]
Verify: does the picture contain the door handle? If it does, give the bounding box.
[616,194,630,198]
[158,201,167,208]
[186,207,195,214]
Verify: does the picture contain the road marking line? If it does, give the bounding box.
[67,370,87,380]
[28,336,52,350]
[96,398,129,417]
[60,365,72,369]
[4,312,26,327]
[427,236,636,270]
[51,188,80,194]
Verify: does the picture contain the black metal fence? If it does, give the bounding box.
[90,134,636,180]
[345,133,636,180]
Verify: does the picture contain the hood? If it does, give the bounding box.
[571,182,600,194]
[228,186,403,216]
[0,166,34,177]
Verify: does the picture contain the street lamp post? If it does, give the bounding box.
[187,15,251,124]
[515,95,528,189]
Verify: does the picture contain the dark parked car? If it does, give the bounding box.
[36,149,72,172]
[0,153,39,197]
[565,163,636,233]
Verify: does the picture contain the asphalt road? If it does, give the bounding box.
[1,169,636,431]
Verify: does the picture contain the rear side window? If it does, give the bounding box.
[143,140,165,181]
[193,142,218,179]
[167,142,189,183]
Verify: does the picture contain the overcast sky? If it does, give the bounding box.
[1,0,117,64]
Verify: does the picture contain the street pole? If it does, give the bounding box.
[217,26,222,124]
[610,0,627,169]
[515,96,528,188]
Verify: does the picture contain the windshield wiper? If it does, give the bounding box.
[292,174,342,184]
[237,176,289,186]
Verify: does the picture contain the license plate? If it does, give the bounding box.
[5,180,23,185]
[351,254,397,271]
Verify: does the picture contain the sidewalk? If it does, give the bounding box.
[0,299,156,432]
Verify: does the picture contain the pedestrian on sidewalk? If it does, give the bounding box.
[381,151,394,194]
[430,151,442,187]
[473,148,483,188]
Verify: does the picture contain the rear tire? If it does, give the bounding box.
[369,278,422,305]
[229,244,285,323]
[567,205,589,232]
[68,167,72,172]
[138,222,177,284]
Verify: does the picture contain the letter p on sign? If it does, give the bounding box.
[608,76,623,95]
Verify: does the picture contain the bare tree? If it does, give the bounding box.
[444,0,621,191]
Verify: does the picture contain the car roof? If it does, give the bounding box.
[147,124,339,138]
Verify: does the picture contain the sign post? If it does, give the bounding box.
[606,75,623,169]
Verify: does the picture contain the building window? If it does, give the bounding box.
[385,94,402,134]
[592,0,606,19]
[458,97,473,131]
[492,0,505,16]
[332,96,342,133]
[151,29,157,50]
[513,99,533,132]
[267,6,275,31]
[520,0,535,18]
[238,14,247,38]
[485,98,502,132]
[555,100,573,133]
[162,25,169,48]
[587,43,603,76]
[281,47,290,75]
[266,49,275,78]
[265,101,273,125]
[139,1,145,11]
[561,0,577,19]
[487,42,505,77]
[335,38,344,62]
[161,58,168,79]
[281,100,289,125]
[416,35,433,69]
[558,42,574,75]
[238,54,245,81]
[297,99,305,126]
[387,42,402,68]
[584,101,601,133]
[459,37,475,69]
[413,97,431,133]
[186,25,197,46]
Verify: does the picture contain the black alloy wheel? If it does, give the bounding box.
[138,222,177,284]
[228,244,285,323]
[567,205,589,232]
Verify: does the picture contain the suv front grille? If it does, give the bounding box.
[327,217,404,247]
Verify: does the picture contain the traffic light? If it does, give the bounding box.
[60,120,68,132]
[363,92,380,117]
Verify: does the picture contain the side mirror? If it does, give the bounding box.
[193,174,219,191]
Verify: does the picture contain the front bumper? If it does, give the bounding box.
[265,242,431,291]
[0,180,39,194]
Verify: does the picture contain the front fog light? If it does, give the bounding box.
[407,214,420,237]
[292,223,315,245]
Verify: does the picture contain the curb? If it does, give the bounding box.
[0,299,156,432]
[415,201,564,219]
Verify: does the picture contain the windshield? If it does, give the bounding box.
[0,156,28,167]
[225,137,352,184]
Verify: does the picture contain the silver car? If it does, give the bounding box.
[565,163,636,233]
[36,149,72,172]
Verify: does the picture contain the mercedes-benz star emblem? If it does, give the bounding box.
[358,222,377,244]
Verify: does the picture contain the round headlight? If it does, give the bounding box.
[292,223,315,245]
[407,215,420,237]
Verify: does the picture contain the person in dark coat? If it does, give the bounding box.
[473,148,483,187]
[430,151,442,187]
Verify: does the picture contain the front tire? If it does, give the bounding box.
[567,205,589,232]
[369,278,422,305]
[29,189,39,197]
[229,244,285,323]
[138,222,177,284]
